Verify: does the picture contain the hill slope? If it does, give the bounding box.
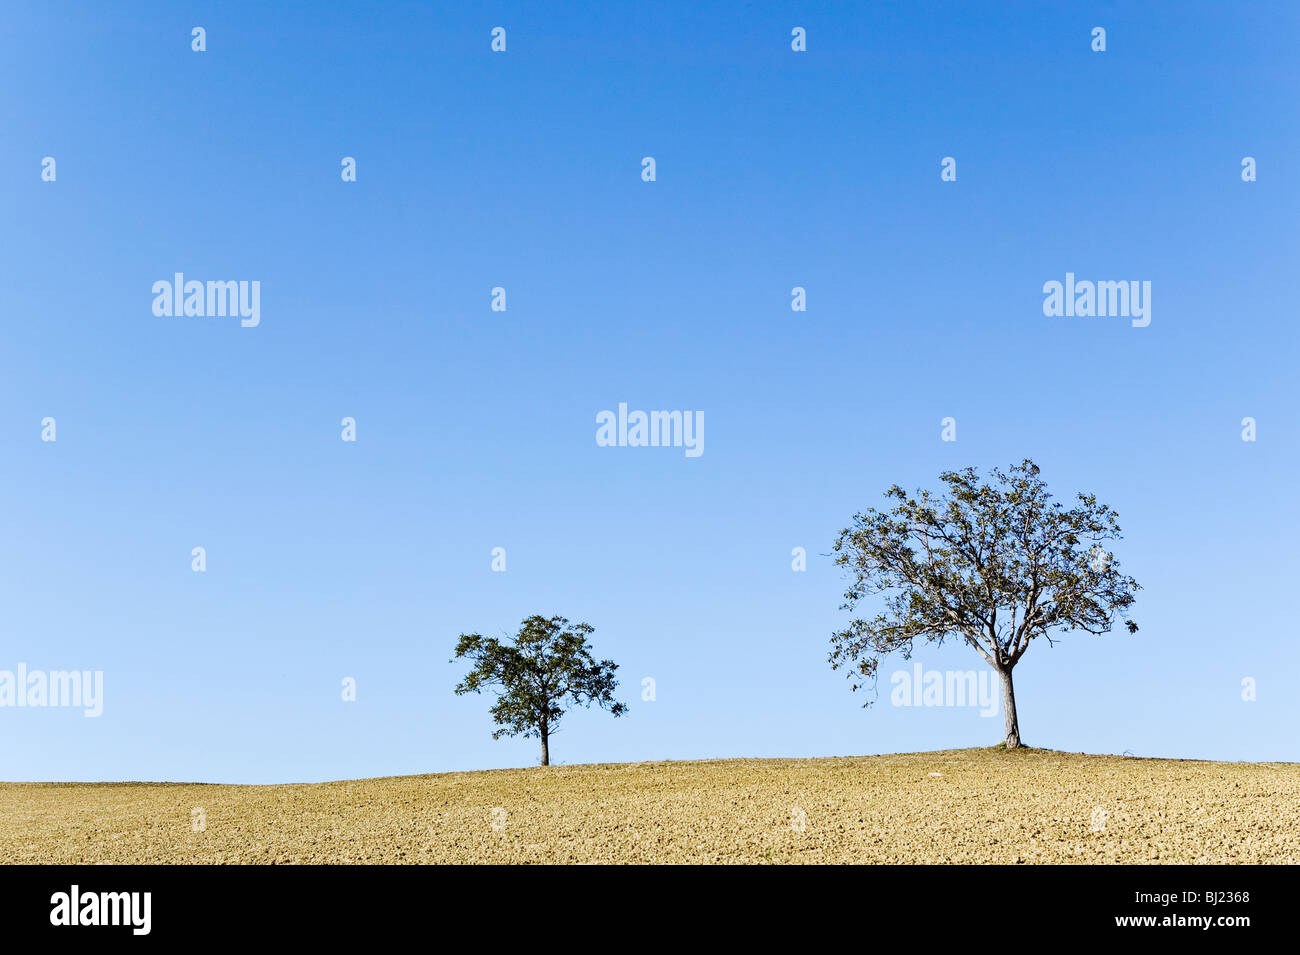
[2,748,1297,864]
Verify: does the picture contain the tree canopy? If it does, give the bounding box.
[830,459,1139,746]
[453,614,626,765]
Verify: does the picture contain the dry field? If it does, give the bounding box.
[2,747,1297,864]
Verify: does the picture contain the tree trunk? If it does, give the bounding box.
[998,666,1022,749]
[540,720,549,766]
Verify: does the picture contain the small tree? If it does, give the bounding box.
[452,614,626,766]
[830,459,1139,749]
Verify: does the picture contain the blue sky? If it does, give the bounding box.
[2,1,1297,782]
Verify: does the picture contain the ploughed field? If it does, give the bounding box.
[2,747,1296,864]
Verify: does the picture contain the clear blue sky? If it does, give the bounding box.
[2,1,1296,783]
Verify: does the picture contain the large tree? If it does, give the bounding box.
[830,459,1139,748]
[452,614,626,766]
